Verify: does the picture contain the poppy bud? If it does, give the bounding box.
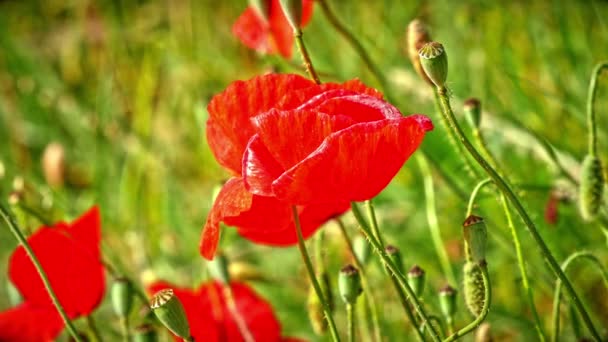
[279,0,302,33]
[112,277,134,318]
[463,261,486,316]
[439,284,457,318]
[419,42,448,88]
[150,289,192,341]
[339,264,362,305]
[463,215,487,263]
[208,253,230,284]
[6,280,22,306]
[463,98,482,129]
[249,0,270,22]
[133,324,158,342]
[385,245,404,273]
[406,19,433,86]
[579,154,604,221]
[42,142,66,188]
[407,265,426,298]
[353,234,370,265]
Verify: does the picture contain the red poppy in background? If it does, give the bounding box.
[148,280,305,342]
[232,0,314,58]
[201,74,432,259]
[0,206,105,342]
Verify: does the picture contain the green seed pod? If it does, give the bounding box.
[133,324,158,342]
[6,280,22,306]
[150,289,191,341]
[419,42,448,88]
[385,245,404,274]
[463,215,488,263]
[407,265,426,298]
[208,253,230,285]
[279,0,302,33]
[464,98,482,129]
[339,265,362,305]
[579,154,604,221]
[406,19,433,86]
[353,234,370,265]
[111,277,134,318]
[249,0,270,22]
[439,285,457,318]
[463,261,486,316]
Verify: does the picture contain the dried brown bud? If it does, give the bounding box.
[406,19,433,86]
[42,142,66,188]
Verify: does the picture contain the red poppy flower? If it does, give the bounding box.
[0,206,105,342]
[232,0,314,58]
[201,74,432,259]
[148,281,305,342]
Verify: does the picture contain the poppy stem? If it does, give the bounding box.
[335,218,382,342]
[586,62,608,156]
[0,203,83,342]
[346,303,355,342]
[291,206,341,342]
[443,262,491,342]
[435,86,601,341]
[294,30,321,85]
[351,202,441,342]
[466,178,492,217]
[551,251,608,342]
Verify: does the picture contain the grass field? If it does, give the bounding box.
[1,1,607,341]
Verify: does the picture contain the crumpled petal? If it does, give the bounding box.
[207,74,314,174]
[8,206,105,318]
[272,115,433,204]
[0,303,64,342]
[276,80,383,111]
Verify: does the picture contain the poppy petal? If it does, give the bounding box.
[9,224,105,318]
[276,81,382,111]
[268,0,295,58]
[0,303,64,342]
[272,115,433,204]
[232,6,271,55]
[62,206,101,259]
[207,74,314,174]
[300,0,314,26]
[242,134,284,197]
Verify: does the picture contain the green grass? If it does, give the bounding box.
[1,0,607,341]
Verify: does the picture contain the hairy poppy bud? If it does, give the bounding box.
[353,234,370,265]
[463,215,488,263]
[339,265,362,305]
[279,0,302,33]
[385,245,404,274]
[112,277,134,318]
[439,284,457,319]
[150,289,192,341]
[133,324,157,342]
[42,142,66,188]
[249,0,270,22]
[419,42,448,88]
[579,154,604,221]
[208,253,230,284]
[406,19,433,86]
[463,261,486,316]
[464,98,482,129]
[407,265,426,298]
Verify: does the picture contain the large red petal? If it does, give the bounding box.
[242,135,284,197]
[62,206,101,259]
[9,227,105,318]
[272,115,433,204]
[276,80,383,111]
[207,74,315,174]
[268,0,295,58]
[201,177,254,260]
[0,303,64,342]
[232,6,272,54]
[300,0,314,27]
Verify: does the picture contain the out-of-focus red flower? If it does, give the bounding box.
[201,74,432,259]
[232,0,314,58]
[148,281,305,342]
[544,191,559,225]
[0,206,105,342]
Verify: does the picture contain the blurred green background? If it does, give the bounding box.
[0,0,607,341]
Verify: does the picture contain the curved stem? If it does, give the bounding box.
[466,178,493,217]
[223,286,255,342]
[435,86,601,341]
[294,30,321,85]
[335,219,382,342]
[351,202,440,342]
[443,263,491,342]
[365,199,383,245]
[551,251,608,342]
[0,203,83,342]
[292,206,341,342]
[347,303,355,342]
[586,62,608,156]
[417,154,457,285]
